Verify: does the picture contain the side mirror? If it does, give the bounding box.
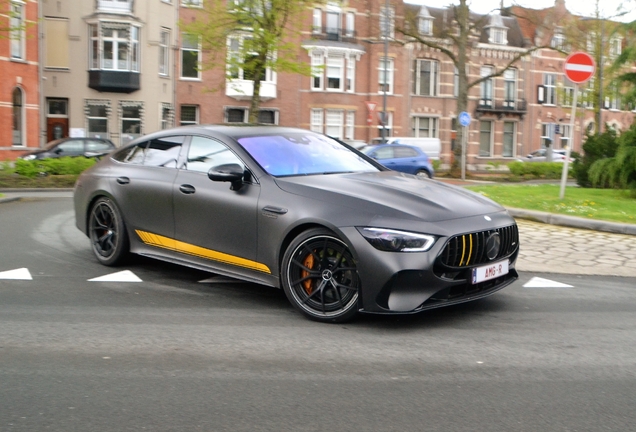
[208,163,245,190]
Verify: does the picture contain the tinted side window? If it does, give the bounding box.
[374,147,395,160]
[56,141,84,154]
[394,146,418,158]
[185,136,244,173]
[112,142,147,164]
[143,136,185,168]
[85,140,113,152]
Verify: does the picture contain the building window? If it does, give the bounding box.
[311,52,324,90]
[10,1,25,60]
[345,111,355,140]
[44,18,69,69]
[377,111,393,138]
[346,56,355,92]
[489,28,507,45]
[480,66,493,107]
[226,107,248,123]
[380,6,394,39]
[346,12,355,37]
[226,35,274,83]
[182,0,202,7]
[559,124,571,149]
[181,33,200,79]
[504,69,516,108]
[180,105,198,126]
[98,0,133,13]
[12,87,24,146]
[326,55,344,90]
[258,109,277,124]
[311,109,323,133]
[479,121,493,157]
[312,8,321,33]
[85,100,110,139]
[160,104,173,130]
[326,109,344,138]
[326,7,341,40]
[562,77,574,107]
[412,59,438,96]
[609,37,622,58]
[121,102,143,146]
[551,27,566,50]
[411,117,438,138]
[541,123,554,148]
[543,73,556,105]
[89,23,140,72]
[503,121,515,157]
[378,58,394,94]
[418,17,433,36]
[159,29,170,76]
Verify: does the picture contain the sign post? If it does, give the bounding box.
[560,52,595,199]
[458,111,471,181]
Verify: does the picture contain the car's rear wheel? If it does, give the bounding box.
[88,197,129,266]
[281,228,360,323]
[416,169,432,179]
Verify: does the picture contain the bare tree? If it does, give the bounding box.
[181,0,322,123]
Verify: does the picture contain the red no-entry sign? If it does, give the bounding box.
[563,52,595,84]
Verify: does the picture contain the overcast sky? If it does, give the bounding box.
[405,0,636,22]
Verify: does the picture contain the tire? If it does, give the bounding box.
[416,169,432,179]
[281,228,360,323]
[88,197,129,266]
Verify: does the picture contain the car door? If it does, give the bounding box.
[109,135,185,240]
[389,146,421,174]
[172,135,261,273]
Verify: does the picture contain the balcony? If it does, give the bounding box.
[226,80,276,101]
[311,26,357,44]
[475,99,527,119]
[88,70,140,93]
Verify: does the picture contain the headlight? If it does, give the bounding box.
[357,227,436,252]
[20,154,37,161]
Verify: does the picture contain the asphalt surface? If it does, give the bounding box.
[1,187,635,278]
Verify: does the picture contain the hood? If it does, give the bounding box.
[274,171,504,223]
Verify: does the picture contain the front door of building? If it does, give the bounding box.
[47,117,69,142]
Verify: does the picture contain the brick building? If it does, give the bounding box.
[0,0,39,160]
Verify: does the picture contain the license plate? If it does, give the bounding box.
[472,260,509,284]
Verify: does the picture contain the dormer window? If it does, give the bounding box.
[417,6,433,36]
[98,0,132,13]
[486,15,508,45]
[551,27,566,50]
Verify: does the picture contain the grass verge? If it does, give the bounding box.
[466,184,636,225]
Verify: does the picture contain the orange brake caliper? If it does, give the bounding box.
[301,252,315,295]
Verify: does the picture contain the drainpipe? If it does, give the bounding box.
[38,1,45,147]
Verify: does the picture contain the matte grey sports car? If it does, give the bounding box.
[74,125,519,323]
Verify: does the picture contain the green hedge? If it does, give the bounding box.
[507,161,570,179]
[14,157,97,178]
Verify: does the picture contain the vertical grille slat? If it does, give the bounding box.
[439,224,519,269]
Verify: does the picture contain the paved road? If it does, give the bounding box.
[1,194,636,431]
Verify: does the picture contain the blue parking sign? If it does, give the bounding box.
[459,111,471,127]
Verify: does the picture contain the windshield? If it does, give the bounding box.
[238,133,379,177]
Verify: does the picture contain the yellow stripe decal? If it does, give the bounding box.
[466,234,473,265]
[459,235,466,267]
[135,230,271,274]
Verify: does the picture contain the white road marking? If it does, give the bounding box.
[88,270,142,282]
[0,268,33,280]
[523,277,573,288]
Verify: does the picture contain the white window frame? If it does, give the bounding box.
[413,59,438,96]
[326,55,344,91]
[226,35,275,83]
[345,110,355,140]
[479,120,493,157]
[120,101,143,146]
[411,116,438,138]
[503,69,516,108]
[378,57,394,95]
[180,105,198,126]
[326,109,344,139]
[418,17,433,36]
[89,22,140,72]
[502,121,516,157]
[551,27,566,50]
[160,103,173,130]
[346,56,355,92]
[311,51,324,90]
[180,33,201,80]
[159,28,170,76]
[559,124,571,149]
[489,27,507,45]
[480,66,493,107]
[380,6,394,39]
[562,77,574,107]
[346,12,355,37]
[98,0,132,13]
[313,8,322,33]
[609,37,622,58]
[181,0,202,7]
[85,100,110,139]
[543,73,556,106]
[311,108,324,133]
[10,1,25,60]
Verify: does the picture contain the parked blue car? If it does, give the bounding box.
[360,143,434,178]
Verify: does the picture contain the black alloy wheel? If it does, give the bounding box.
[281,228,359,323]
[88,197,129,266]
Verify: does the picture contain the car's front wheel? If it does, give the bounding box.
[281,228,360,323]
[88,197,129,266]
[416,169,432,179]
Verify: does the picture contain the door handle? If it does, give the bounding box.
[179,184,196,194]
[116,177,130,185]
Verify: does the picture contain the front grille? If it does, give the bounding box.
[439,224,519,268]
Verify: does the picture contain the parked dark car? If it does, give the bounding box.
[360,143,435,178]
[74,125,519,323]
[19,137,116,161]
